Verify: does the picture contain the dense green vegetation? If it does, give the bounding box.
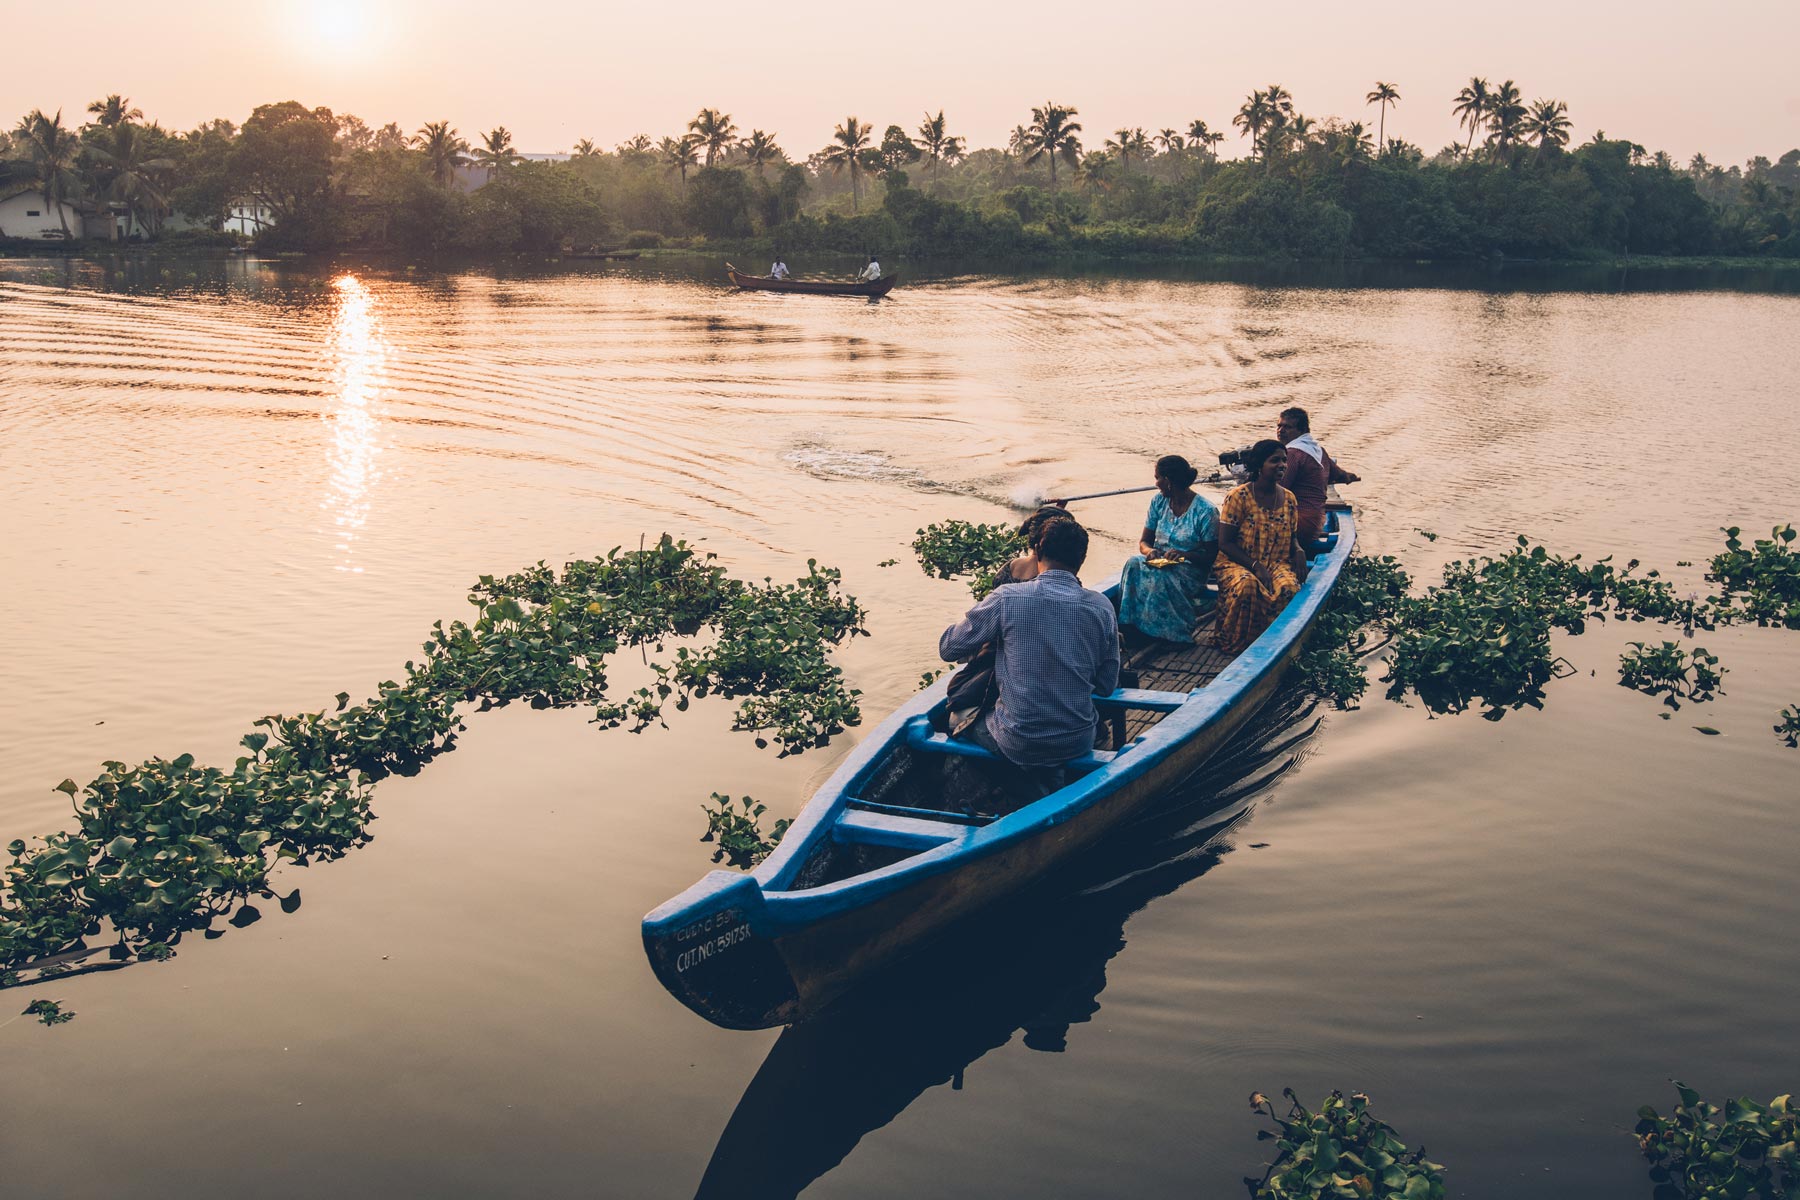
[1637,1084,1798,1199]
[1247,1089,1445,1199]
[909,518,1800,737]
[0,538,865,988]
[5,88,1797,260]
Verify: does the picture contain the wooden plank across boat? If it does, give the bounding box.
[726,264,899,298]
[644,507,1357,1029]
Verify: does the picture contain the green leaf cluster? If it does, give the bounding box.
[1383,537,1604,718]
[1636,1083,1798,1199]
[1709,525,1800,629]
[3,535,867,981]
[1295,554,1412,708]
[911,520,1025,599]
[1248,1088,1445,1199]
[1777,705,1800,748]
[699,794,790,869]
[1619,641,1726,709]
[23,998,74,1026]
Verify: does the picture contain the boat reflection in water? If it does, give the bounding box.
[692,687,1325,1200]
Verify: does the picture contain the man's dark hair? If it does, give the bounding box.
[1037,519,1089,570]
[1280,406,1311,433]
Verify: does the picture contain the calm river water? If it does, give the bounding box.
[2,254,1797,1198]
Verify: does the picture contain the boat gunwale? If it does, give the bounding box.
[643,512,1356,934]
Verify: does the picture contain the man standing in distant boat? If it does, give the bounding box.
[1277,406,1361,546]
[858,255,881,282]
[769,257,791,280]
[938,519,1120,804]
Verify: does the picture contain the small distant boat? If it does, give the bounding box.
[644,505,1357,1029]
[726,264,898,298]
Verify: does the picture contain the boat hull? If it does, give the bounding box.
[645,512,1355,1029]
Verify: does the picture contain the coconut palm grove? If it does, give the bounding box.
[5,83,1797,260]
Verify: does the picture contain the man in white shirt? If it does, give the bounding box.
[859,256,881,281]
[769,258,790,280]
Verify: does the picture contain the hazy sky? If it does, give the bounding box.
[7,0,1797,167]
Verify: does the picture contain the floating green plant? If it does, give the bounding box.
[1246,1088,1445,1199]
[1777,706,1800,748]
[1636,1083,1797,1199]
[1618,642,1726,709]
[22,998,74,1026]
[699,794,790,869]
[1709,524,1800,629]
[1296,554,1411,708]
[1,537,866,984]
[911,520,1024,598]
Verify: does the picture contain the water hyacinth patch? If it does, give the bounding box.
[1618,642,1727,709]
[699,794,790,869]
[23,998,74,1026]
[911,520,1025,598]
[1,536,867,986]
[1636,1083,1798,1200]
[1246,1088,1445,1199]
[1708,525,1800,629]
[1295,554,1411,708]
[1777,706,1800,748]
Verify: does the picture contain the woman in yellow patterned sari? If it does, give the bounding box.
[1213,439,1310,655]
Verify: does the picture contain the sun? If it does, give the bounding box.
[284,0,385,62]
[313,1,363,49]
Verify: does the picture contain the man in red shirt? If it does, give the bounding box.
[1276,407,1361,545]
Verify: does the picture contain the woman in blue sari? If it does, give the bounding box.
[1117,455,1219,644]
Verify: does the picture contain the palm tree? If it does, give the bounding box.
[1233,90,1270,156]
[1452,77,1491,156]
[474,127,520,179]
[1286,114,1316,150]
[659,135,700,185]
[739,129,782,178]
[85,94,142,129]
[1262,83,1296,152]
[820,116,873,211]
[1484,81,1526,160]
[571,138,599,158]
[1341,120,1373,160]
[412,121,471,187]
[1187,120,1223,158]
[1524,99,1571,163]
[1365,82,1400,152]
[688,108,737,168]
[1103,127,1152,174]
[1687,152,1711,176]
[1075,150,1115,193]
[87,122,174,235]
[915,111,965,192]
[1156,128,1184,154]
[1023,102,1082,192]
[12,109,84,236]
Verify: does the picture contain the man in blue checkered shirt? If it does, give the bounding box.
[939,519,1120,798]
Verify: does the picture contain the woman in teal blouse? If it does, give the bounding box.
[1116,455,1219,644]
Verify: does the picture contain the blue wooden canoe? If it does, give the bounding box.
[644,505,1356,1029]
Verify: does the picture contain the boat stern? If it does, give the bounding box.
[642,871,800,1030]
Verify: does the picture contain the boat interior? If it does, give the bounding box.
[779,505,1348,893]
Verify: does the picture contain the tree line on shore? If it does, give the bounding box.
[4,86,1797,260]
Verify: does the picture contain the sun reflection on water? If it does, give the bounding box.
[322,274,388,572]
